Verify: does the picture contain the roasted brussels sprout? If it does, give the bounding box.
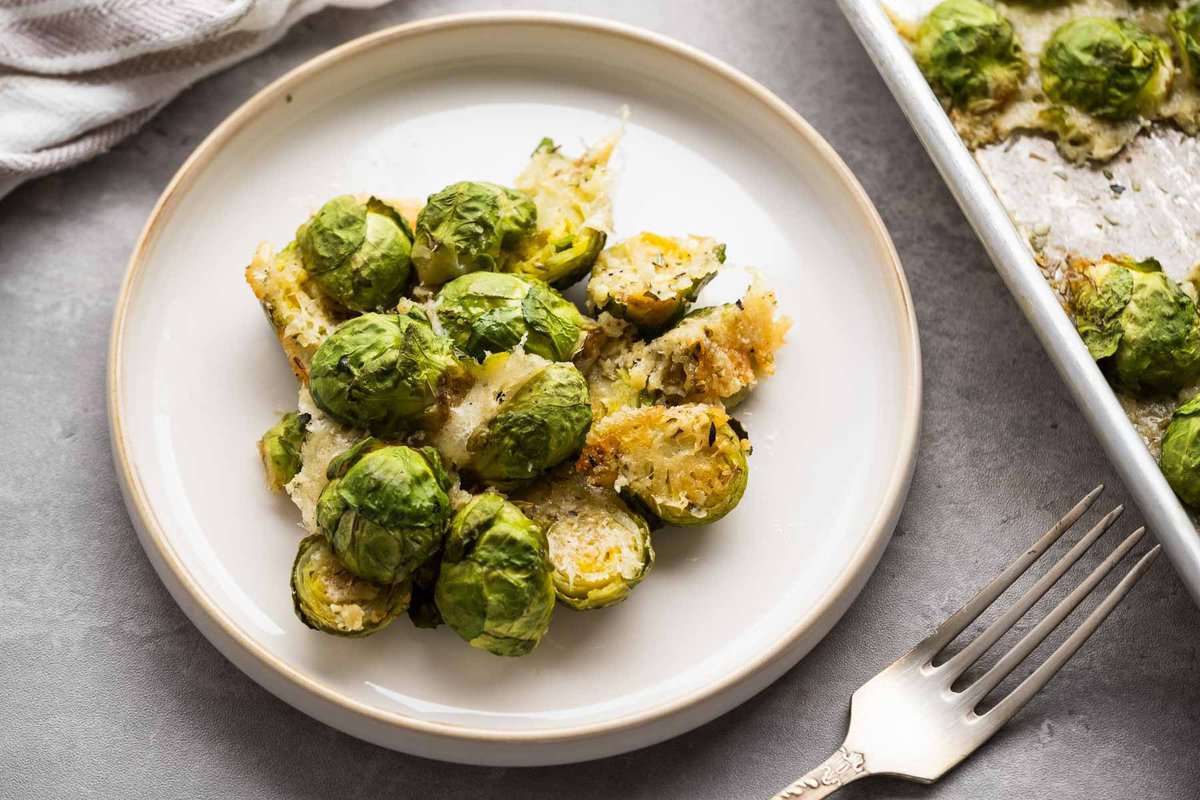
[308,313,462,436]
[291,534,411,637]
[433,350,592,489]
[297,195,413,312]
[1169,4,1200,85]
[435,271,589,361]
[579,403,750,526]
[435,493,555,656]
[257,411,310,492]
[914,0,1028,113]
[1161,395,1200,508]
[605,275,791,408]
[1068,255,1200,395]
[517,469,653,610]
[504,136,616,288]
[410,181,537,287]
[316,444,452,584]
[1040,18,1173,121]
[587,233,726,335]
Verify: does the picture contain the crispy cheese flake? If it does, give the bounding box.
[515,128,618,241]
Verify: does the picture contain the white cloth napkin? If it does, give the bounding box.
[0,0,387,199]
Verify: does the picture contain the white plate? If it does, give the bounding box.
[108,12,920,766]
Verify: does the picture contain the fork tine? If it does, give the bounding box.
[941,505,1123,678]
[920,485,1104,656]
[974,542,1160,727]
[959,526,1146,706]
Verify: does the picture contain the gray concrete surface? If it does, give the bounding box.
[2,2,1198,798]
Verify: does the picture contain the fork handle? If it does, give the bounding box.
[769,745,871,799]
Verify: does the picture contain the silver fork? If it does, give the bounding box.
[770,486,1161,799]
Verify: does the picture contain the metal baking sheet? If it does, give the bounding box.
[838,0,1200,607]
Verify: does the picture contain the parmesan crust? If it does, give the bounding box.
[285,385,361,534]
[629,275,790,406]
[244,242,342,383]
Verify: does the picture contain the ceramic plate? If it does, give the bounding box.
[108,12,920,766]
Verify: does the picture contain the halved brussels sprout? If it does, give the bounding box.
[503,135,617,288]
[257,411,310,492]
[1169,4,1200,85]
[573,312,658,419]
[578,403,750,526]
[410,181,537,287]
[298,195,414,312]
[316,444,452,584]
[914,0,1028,113]
[1161,395,1200,508]
[308,312,463,436]
[1040,18,1173,121]
[433,350,592,489]
[517,469,654,610]
[434,493,555,656]
[435,271,589,361]
[604,275,791,408]
[1068,255,1200,395]
[587,233,726,335]
[291,534,411,637]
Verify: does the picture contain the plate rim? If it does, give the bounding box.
[107,10,922,749]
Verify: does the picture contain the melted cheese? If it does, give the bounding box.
[431,349,550,468]
[285,385,361,534]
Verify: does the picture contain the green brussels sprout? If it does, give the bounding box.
[914,0,1028,113]
[1161,395,1200,508]
[587,233,726,335]
[316,445,452,584]
[504,137,614,288]
[1169,4,1200,85]
[1040,18,1173,121]
[308,313,462,436]
[434,493,555,656]
[433,350,592,489]
[1068,255,1200,395]
[291,534,411,637]
[297,195,414,312]
[517,469,654,610]
[434,271,589,361]
[410,181,537,286]
[257,411,310,492]
[579,403,750,527]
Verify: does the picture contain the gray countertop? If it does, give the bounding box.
[2,2,1198,798]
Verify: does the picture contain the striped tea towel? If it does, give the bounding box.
[0,0,388,199]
